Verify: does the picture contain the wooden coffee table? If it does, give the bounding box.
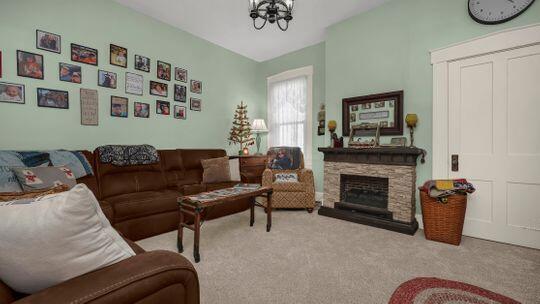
[177,185,273,263]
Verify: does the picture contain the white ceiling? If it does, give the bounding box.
[115,0,388,62]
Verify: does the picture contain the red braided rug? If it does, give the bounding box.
[389,277,520,304]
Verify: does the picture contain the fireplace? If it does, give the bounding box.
[318,147,425,235]
[340,174,389,210]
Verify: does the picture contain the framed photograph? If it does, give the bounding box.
[110,44,127,68]
[190,80,202,94]
[157,61,171,81]
[134,102,150,118]
[37,88,68,109]
[0,82,25,104]
[174,105,186,120]
[156,100,170,115]
[342,90,403,136]
[17,50,44,79]
[36,30,61,53]
[71,43,98,66]
[80,88,98,126]
[110,96,128,118]
[59,63,81,84]
[125,72,143,95]
[135,54,150,72]
[150,81,168,97]
[175,67,187,82]
[190,97,201,111]
[98,70,117,89]
[174,84,186,102]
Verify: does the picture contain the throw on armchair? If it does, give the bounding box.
[262,147,315,213]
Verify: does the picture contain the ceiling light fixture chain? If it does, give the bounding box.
[249,0,294,31]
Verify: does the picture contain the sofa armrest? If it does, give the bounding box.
[262,169,273,188]
[15,251,199,304]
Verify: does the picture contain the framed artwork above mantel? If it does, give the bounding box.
[342,90,403,137]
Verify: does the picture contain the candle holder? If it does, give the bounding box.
[405,114,418,148]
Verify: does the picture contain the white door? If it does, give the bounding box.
[448,44,540,249]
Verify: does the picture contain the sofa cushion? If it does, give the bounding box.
[105,189,179,222]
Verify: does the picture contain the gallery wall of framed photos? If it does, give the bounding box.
[0,0,265,152]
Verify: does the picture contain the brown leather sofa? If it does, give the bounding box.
[1,147,250,304]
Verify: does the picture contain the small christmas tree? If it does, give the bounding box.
[228,101,255,155]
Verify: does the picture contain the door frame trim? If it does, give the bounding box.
[430,23,540,179]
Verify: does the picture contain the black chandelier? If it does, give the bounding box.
[249,0,294,31]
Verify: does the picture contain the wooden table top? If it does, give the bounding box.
[178,186,273,208]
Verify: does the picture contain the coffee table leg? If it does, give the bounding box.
[177,204,184,253]
[266,191,272,232]
[250,197,255,227]
[193,207,201,263]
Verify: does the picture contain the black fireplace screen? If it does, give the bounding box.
[340,174,389,210]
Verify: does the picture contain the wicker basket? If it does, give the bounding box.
[420,191,467,245]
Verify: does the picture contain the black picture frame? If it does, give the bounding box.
[110,96,128,118]
[190,79,202,94]
[59,62,82,84]
[0,82,25,104]
[37,88,69,109]
[36,30,61,54]
[110,44,128,68]
[157,60,171,81]
[175,67,187,82]
[71,43,98,66]
[174,84,187,102]
[342,90,403,137]
[17,50,44,80]
[98,70,117,89]
[174,105,187,120]
[190,97,201,111]
[150,81,168,97]
[134,102,150,118]
[156,100,171,115]
[134,54,150,72]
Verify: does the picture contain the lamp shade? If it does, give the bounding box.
[252,119,268,133]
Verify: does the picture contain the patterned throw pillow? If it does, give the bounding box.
[201,156,231,184]
[274,173,298,183]
[11,166,77,192]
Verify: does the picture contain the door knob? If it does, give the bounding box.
[451,154,459,172]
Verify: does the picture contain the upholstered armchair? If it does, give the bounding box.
[262,147,315,213]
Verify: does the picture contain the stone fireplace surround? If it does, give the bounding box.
[318,147,424,234]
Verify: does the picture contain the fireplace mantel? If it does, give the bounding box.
[318,147,425,166]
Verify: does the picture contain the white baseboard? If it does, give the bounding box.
[315,192,324,204]
[416,214,424,229]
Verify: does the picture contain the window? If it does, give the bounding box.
[267,66,313,168]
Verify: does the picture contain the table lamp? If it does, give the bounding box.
[405,114,418,147]
[252,119,268,155]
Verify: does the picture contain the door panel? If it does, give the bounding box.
[448,44,540,249]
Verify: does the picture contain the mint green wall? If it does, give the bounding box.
[258,43,326,191]
[0,0,263,154]
[259,0,540,200]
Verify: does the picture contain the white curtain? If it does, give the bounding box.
[268,76,307,152]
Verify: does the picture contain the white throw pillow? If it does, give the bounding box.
[274,173,298,183]
[0,184,135,294]
[229,158,241,181]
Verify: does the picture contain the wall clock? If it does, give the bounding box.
[468,0,536,25]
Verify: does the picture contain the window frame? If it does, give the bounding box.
[267,65,313,169]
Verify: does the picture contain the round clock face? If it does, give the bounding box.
[469,0,536,24]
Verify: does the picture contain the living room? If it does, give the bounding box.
[1,0,539,303]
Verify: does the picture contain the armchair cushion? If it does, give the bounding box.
[272,182,309,192]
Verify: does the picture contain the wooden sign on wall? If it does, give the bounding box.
[80,88,98,126]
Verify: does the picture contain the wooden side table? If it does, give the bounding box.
[230,155,267,184]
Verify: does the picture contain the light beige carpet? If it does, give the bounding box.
[137,209,540,304]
